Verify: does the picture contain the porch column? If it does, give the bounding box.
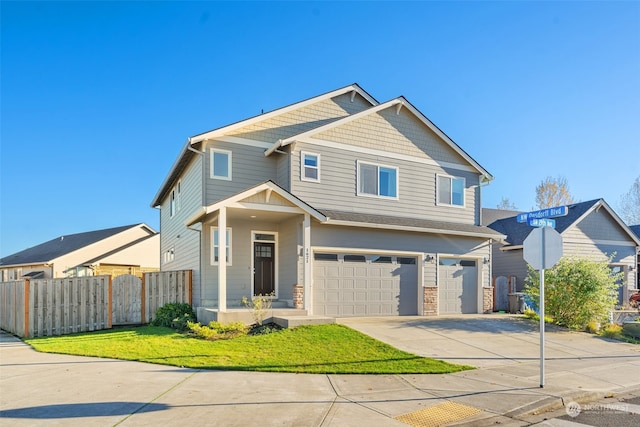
[303,213,312,314]
[218,206,227,311]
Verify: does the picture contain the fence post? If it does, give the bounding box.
[24,278,30,338]
[107,276,113,329]
[141,273,146,324]
[187,270,193,305]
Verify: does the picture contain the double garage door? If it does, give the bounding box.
[313,253,418,316]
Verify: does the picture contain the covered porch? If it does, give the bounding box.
[185,181,327,324]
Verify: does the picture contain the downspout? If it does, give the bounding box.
[186,139,206,308]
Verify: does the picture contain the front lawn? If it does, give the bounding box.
[25,324,472,374]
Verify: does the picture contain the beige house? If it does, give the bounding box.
[0,224,159,280]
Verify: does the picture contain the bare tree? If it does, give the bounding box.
[496,197,518,210]
[535,176,575,209]
[618,175,640,225]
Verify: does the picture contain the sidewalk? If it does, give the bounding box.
[1,316,639,426]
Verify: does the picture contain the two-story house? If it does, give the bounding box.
[151,84,504,322]
[484,199,640,307]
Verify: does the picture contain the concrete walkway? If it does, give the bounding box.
[1,314,639,426]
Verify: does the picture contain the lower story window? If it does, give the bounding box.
[212,227,232,265]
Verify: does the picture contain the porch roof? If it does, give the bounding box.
[185,181,327,226]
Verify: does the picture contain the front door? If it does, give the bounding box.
[254,242,275,296]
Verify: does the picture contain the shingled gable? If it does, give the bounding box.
[265,96,493,182]
[486,199,640,248]
[151,84,377,208]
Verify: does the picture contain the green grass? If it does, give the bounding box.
[25,324,472,374]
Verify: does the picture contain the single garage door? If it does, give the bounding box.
[313,253,418,316]
[439,258,478,314]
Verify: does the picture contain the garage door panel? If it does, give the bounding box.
[313,255,418,317]
[439,261,478,315]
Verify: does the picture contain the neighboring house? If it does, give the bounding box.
[151,83,504,321]
[484,199,640,307]
[0,224,160,280]
[631,225,640,288]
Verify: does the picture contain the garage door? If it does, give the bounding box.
[439,259,478,314]
[313,253,418,316]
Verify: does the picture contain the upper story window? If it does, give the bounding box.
[211,227,232,265]
[301,151,320,182]
[170,180,181,217]
[357,161,398,199]
[437,175,465,207]
[210,148,232,180]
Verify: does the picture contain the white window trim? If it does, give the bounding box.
[210,148,232,181]
[436,174,466,208]
[211,227,232,265]
[300,151,320,183]
[163,247,175,264]
[170,189,176,217]
[356,160,399,200]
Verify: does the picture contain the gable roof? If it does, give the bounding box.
[185,180,327,226]
[266,96,493,182]
[630,225,640,240]
[0,224,157,267]
[151,84,377,208]
[485,199,640,247]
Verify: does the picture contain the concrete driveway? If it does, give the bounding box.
[2,314,639,426]
[338,314,640,378]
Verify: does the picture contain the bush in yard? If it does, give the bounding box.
[187,321,248,340]
[241,293,274,326]
[524,256,621,330]
[151,303,196,330]
[600,323,622,339]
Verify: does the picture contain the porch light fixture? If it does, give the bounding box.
[425,255,434,263]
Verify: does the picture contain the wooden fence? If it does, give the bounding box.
[0,270,191,338]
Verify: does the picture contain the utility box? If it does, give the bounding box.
[508,293,526,314]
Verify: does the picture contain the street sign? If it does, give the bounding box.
[528,218,556,228]
[517,206,568,223]
[523,227,563,270]
[522,225,564,388]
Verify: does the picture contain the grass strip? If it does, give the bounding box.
[26,324,472,374]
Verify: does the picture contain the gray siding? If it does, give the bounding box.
[200,218,301,307]
[275,145,291,190]
[291,141,479,223]
[203,140,278,206]
[491,247,530,292]
[159,155,203,305]
[311,224,492,289]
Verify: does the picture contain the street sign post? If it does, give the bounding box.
[520,206,566,388]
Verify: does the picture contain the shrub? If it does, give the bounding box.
[151,303,196,330]
[585,320,600,334]
[187,320,248,340]
[524,256,620,330]
[241,293,274,326]
[248,322,282,336]
[600,323,622,338]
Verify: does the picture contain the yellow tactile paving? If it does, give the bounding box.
[395,401,482,427]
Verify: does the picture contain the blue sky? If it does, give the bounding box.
[1,1,639,257]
